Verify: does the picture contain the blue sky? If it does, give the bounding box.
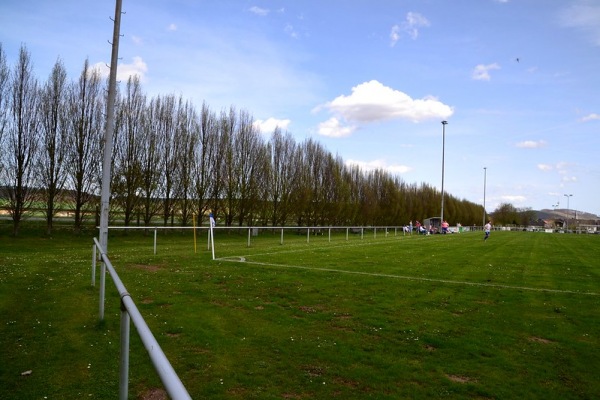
[2,0,599,217]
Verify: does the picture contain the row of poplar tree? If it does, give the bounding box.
[0,45,486,236]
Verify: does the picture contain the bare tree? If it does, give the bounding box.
[234,110,264,226]
[0,44,9,174]
[139,95,165,226]
[296,138,328,226]
[37,59,68,234]
[65,59,104,232]
[193,102,218,224]
[112,76,145,226]
[1,46,39,236]
[219,107,237,226]
[321,154,350,225]
[157,94,178,226]
[267,128,298,226]
[205,110,230,224]
[174,98,197,226]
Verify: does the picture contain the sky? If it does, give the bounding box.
[1,0,599,217]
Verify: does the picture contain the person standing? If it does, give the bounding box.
[484,221,492,241]
[441,220,449,234]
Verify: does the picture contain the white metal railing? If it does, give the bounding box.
[92,238,191,400]
[103,225,414,257]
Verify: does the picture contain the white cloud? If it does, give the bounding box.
[249,6,269,16]
[390,12,430,46]
[560,1,600,46]
[254,117,291,134]
[472,63,501,81]
[346,159,412,174]
[581,113,600,121]
[92,56,148,82]
[516,140,547,148]
[320,80,453,126]
[318,117,356,138]
[537,164,553,171]
[390,26,401,46]
[168,23,177,31]
[132,35,143,45]
[284,24,299,38]
[551,162,578,184]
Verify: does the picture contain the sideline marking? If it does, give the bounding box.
[215,257,599,297]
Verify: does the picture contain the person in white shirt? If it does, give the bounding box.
[484,221,492,241]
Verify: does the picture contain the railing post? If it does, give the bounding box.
[92,245,97,287]
[248,228,251,247]
[346,228,349,241]
[154,229,157,255]
[99,261,106,321]
[307,228,310,244]
[328,228,331,242]
[280,228,284,245]
[120,299,131,400]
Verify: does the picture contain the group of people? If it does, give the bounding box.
[407,220,452,235]
[404,220,492,240]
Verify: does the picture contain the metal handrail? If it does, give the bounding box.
[93,238,191,400]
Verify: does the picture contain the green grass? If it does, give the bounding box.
[1,228,599,399]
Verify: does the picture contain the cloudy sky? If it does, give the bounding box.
[2,0,599,217]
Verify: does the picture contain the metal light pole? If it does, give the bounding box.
[482,167,487,227]
[99,0,123,322]
[564,194,573,231]
[440,121,448,224]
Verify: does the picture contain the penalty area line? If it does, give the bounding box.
[215,257,600,297]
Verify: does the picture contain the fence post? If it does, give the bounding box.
[328,228,331,242]
[92,245,97,287]
[307,228,310,244]
[248,228,251,247]
[119,300,131,400]
[280,228,284,245]
[346,228,349,241]
[99,254,106,321]
[154,229,157,255]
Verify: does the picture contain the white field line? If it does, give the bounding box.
[215,256,600,297]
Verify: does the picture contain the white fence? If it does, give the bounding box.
[104,225,415,257]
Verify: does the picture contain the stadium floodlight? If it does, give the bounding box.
[564,194,573,230]
[98,0,123,321]
[483,167,487,227]
[440,121,448,223]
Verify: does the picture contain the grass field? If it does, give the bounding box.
[1,227,599,399]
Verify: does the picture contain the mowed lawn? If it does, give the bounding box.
[1,228,599,399]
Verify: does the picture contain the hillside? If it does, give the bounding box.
[536,208,599,222]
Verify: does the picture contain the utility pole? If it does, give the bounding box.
[99,0,123,321]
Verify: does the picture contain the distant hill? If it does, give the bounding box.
[536,208,599,221]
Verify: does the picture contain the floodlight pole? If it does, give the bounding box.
[440,121,448,223]
[563,193,572,231]
[99,0,123,321]
[482,167,487,227]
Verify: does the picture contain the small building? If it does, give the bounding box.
[424,217,441,230]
